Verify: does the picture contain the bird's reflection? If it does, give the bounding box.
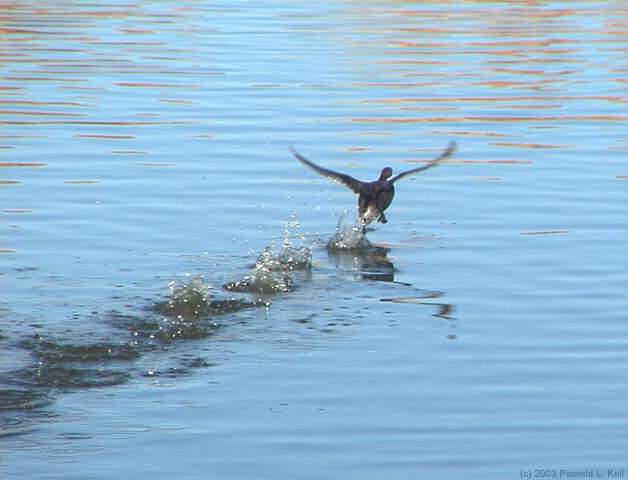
[327,243,456,326]
[327,244,394,282]
[380,293,455,322]
[324,214,455,328]
[360,246,395,282]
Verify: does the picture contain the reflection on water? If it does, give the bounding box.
[326,215,394,281]
[358,246,394,282]
[328,243,396,282]
[381,292,455,323]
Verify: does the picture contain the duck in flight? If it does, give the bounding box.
[291,141,457,227]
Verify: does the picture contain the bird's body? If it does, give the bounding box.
[291,141,456,226]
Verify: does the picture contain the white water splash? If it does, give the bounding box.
[326,212,372,252]
[167,274,212,316]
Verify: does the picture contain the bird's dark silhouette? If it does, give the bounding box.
[291,141,456,226]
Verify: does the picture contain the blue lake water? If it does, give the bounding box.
[1,1,627,479]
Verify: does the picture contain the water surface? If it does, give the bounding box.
[1,1,627,479]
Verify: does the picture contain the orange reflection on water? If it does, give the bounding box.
[127,162,175,167]
[0,162,47,167]
[63,180,101,184]
[519,230,572,236]
[489,142,574,149]
[74,135,136,140]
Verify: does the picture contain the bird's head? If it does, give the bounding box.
[379,167,393,181]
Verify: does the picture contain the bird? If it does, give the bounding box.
[291,141,456,227]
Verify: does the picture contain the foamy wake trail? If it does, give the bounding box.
[223,218,312,295]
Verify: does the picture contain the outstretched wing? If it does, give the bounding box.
[290,145,365,194]
[390,141,457,184]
